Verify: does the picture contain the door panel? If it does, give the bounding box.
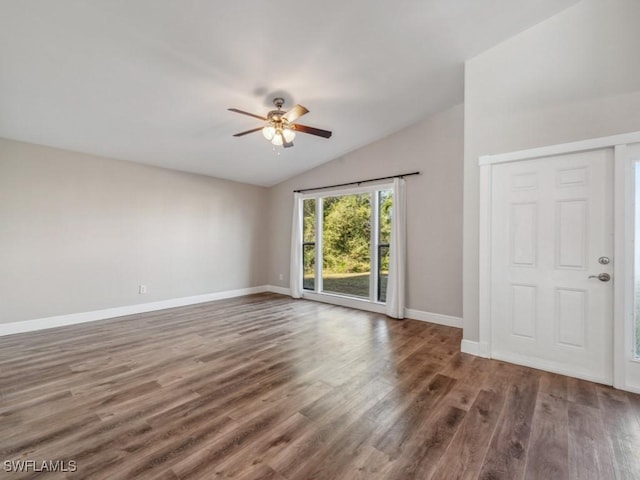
[491,149,613,384]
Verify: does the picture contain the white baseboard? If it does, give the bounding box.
[616,383,640,395]
[299,291,462,328]
[266,285,291,296]
[0,285,460,337]
[462,340,640,394]
[0,286,268,337]
[460,339,491,358]
[491,350,612,386]
[405,309,462,328]
[460,339,480,356]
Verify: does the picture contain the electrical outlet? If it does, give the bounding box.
[279,273,284,281]
[138,284,147,294]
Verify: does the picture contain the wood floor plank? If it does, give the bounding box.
[477,371,539,480]
[626,390,640,425]
[0,292,638,479]
[266,378,394,479]
[337,445,396,480]
[387,403,466,479]
[567,402,615,480]
[523,392,569,479]
[204,412,312,479]
[538,372,568,401]
[597,385,640,479]
[373,374,456,458]
[431,389,504,479]
[567,376,599,408]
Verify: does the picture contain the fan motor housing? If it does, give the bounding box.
[267,110,283,121]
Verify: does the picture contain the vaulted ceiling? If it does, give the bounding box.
[0,0,579,186]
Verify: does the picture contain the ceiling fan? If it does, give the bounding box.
[228,97,332,148]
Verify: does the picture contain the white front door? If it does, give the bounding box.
[491,148,614,384]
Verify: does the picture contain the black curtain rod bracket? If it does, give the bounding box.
[294,171,420,193]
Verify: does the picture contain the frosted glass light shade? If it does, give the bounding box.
[282,128,295,143]
[262,125,276,140]
[271,132,284,146]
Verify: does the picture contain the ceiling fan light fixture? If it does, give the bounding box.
[271,131,284,146]
[282,127,295,143]
[262,125,276,140]
[229,97,332,147]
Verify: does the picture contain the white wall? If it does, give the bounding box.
[463,0,640,340]
[0,138,268,323]
[268,104,463,317]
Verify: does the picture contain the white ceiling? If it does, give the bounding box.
[0,0,579,186]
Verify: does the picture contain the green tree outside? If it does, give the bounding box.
[322,194,371,273]
[302,191,392,297]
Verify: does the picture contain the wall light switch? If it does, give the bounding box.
[139,284,147,294]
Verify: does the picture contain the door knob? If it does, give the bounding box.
[588,273,611,282]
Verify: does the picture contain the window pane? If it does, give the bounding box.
[378,245,389,302]
[379,190,392,245]
[303,243,315,290]
[378,190,392,303]
[635,163,640,358]
[322,193,371,298]
[303,199,316,242]
[303,199,316,291]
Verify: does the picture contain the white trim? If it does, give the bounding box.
[460,340,479,356]
[405,309,462,328]
[478,164,493,353]
[491,351,611,386]
[289,193,303,299]
[460,339,491,358]
[266,285,291,296]
[616,142,640,393]
[302,291,387,314]
[479,131,640,166]
[622,384,640,395]
[0,286,267,337]
[613,144,630,389]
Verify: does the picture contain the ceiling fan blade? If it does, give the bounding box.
[228,108,267,121]
[293,124,332,139]
[283,104,309,123]
[233,127,263,137]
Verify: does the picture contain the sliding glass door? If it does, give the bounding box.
[302,186,392,304]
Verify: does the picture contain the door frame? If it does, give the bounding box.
[476,131,640,393]
[298,182,393,313]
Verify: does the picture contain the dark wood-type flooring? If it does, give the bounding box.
[1,293,640,479]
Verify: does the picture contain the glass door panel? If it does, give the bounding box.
[303,198,316,291]
[322,193,371,298]
[378,190,392,302]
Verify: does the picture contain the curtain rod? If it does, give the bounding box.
[293,171,420,193]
